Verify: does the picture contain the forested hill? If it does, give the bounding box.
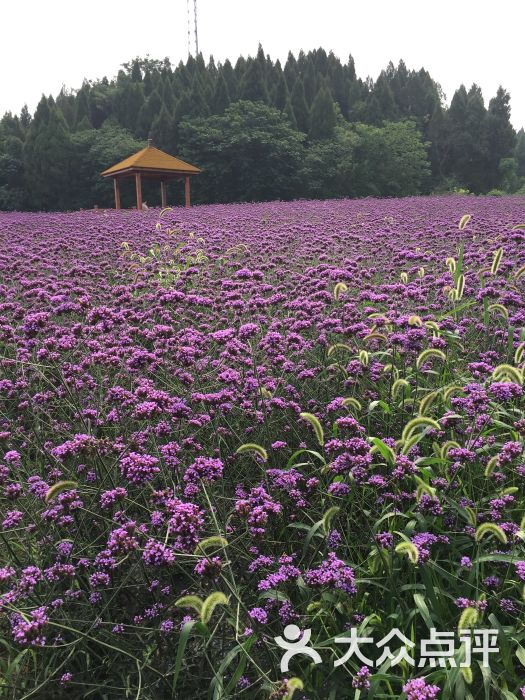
[1,47,524,210]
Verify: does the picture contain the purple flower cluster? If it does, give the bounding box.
[304,552,357,595]
[352,666,371,690]
[120,452,160,485]
[183,456,224,497]
[11,606,49,646]
[403,678,440,700]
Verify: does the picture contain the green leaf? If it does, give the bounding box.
[369,437,396,466]
[286,449,326,469]
[322,506,340,535]
[211,637,256,699]
[368,399,391,414]
[300,519,325,560]
[516,644,525,668]
[413,593,434,631]
[171,620,197,694]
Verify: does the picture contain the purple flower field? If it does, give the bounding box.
[1,196,525,699]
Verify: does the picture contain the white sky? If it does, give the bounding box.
[1,0,524,130]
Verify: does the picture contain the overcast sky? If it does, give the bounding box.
[2,0,523,130]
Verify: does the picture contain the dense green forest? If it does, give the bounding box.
[1,46,524,210]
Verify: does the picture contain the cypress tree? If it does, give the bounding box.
[56,89,76,129]
[89,85,111,129]
[443,84,468,182]
[0,112,23,140]
[150,105,173,152]
[368,72,398,123]
[327,52,349,119]
[303,60,318,106]
[189,78,210,117]
[346,55,357,82]
[309,82,337,141]
[428,102,446,180]
[486,86,516,185]
[256,44,267,80]
[389,60,409,114]
[118,82,144,133]
[445,84,489,192]
[136,90,162,138]
[221,59,237,102]
[348,78,368,122]
[211,73,230,113]
[312,48,328,76]
[234,56,247,85]
[272,70,290,112]
[291,78,309,133]
[238,59,269,103]
[297,50,307,74]
[74,86,92,129]
[174,61,191,92]
[161,78,176,112]
[20,105,32,130]
[208,55,218,80]
[284,52,298,90]
[143,70,153,96]
[465,84,490,191]
[24,97,72,210]
[131,59,142,82]
[283,97,297,130]
[173,91,193,124]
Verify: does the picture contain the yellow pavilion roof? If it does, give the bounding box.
[101,145,201,176]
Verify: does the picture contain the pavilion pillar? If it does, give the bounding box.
[185,176,191,208]
[160,181,167,208]
[135,172,143,210]
[113,177,121,210]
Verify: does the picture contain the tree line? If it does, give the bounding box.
[1,46,524,210]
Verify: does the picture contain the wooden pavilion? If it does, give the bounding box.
[101,140,201,210]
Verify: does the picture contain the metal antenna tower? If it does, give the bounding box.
[187,0,199,57]
[194,0,199,56]
[187,0,191,56]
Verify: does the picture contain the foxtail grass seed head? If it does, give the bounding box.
[488,303,509,320]
[299,412,325,446]
[446,256,457,273]
[359,350,369,367]
[235,443,269,461]
[395,541,419,565]
[200,592,229,624]
[490,247,504,275]
[458,214,472,230]
[333,282,348,301]
[475,523,508,544]
[458,607,478,632]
